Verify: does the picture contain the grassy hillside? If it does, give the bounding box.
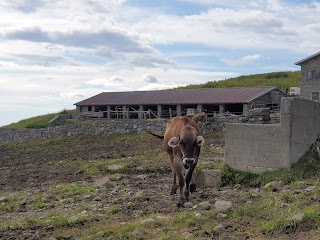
[3,109,76,129]
[179,71,301,91]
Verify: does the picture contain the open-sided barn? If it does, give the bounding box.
[74,86,286,119]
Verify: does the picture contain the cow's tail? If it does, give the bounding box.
[143,128,164,139]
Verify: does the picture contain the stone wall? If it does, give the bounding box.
[225,97,320,173]
[0,114,269,143]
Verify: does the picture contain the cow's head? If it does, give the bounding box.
[168,127,205,165]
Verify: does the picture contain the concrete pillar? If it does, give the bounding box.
[219,104,224,114]
[139,105,144,119]
[107,106,111,119]
[177,104,181,116]
[197,104,202,113]
[157,105,162,118]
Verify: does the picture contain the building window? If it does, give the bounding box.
[308,71,312,80]
[311,92,319,101]
[311,70,317,79]
[88,106,92,111]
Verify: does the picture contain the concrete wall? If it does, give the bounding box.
[225,97,320,173]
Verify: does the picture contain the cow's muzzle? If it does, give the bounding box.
[182,157,195,165]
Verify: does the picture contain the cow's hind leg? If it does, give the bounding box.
[169,156,177,195]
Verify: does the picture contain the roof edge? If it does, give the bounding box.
[295,52,320,65]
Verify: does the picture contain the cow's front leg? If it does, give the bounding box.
[184,164,196,202]
[176,171,186,207]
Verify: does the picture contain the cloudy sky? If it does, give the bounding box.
[1,0,319,126]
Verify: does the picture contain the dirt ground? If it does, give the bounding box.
[0,133,226,239]
[1,132,319,239]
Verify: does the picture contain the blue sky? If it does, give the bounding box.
[0,0,319,126]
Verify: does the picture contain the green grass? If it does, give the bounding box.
[179,71,301,92]
[221,149,320,187]
[2,109,76,129]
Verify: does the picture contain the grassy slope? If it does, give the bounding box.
[2,109,76,129]
[179,71,301,91]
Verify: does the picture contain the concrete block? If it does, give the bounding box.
[193,169,222,188]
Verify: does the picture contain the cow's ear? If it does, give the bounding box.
[168,136,180,147]
[196,136,205,146]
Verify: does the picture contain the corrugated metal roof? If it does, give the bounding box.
[295,52,320,65]
[74,86,282,106]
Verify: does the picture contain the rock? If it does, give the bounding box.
[198,201,211,210]
[216,213,227,219]
[68,216,79,224]
[296,182,306,189]
[108,165,124,171]
[0,197,9,203]
[193,169,222,188]
[80,210,88,216]
[233,184,242,189]
[140,218,155,224]
[95,176,110,187]
[305,186,317,192]
[94,196,102,201]
[183,202,194,208]
[214,200,233,213]
[156,216,169,221]
[195,213,203,219]
[182,232,193,238]
[213,224,224,233]
[263,181,284,192]
[132,228,142,235]
[292,213,304,221]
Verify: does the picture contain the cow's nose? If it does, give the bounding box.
[183,158,195,165]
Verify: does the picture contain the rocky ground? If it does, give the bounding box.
[0,132,320,239]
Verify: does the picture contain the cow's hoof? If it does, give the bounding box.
[176,202,185,208]
[190,183,197,193]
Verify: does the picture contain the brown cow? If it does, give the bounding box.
[163,116,205,206]
[191,112,208,134]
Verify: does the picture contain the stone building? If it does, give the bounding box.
[74,86,285,119]
[295,52,320,101]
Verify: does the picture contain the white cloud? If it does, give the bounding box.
[142,73,158,83]
[59,92,86,99]
[221,54,264,66]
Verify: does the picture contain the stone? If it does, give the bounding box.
[183,202,193,208]
[132,228,142,235]
[108,165,124,171]
[296,182,306,189]
[214,200,233,213]
[263,181,284,192]
[195,213,203,219]
[213,224,224,233]
[193,169,222,188]
[292,213,304,222]
[93,196,102,201]
[68,216,79,224]
[95,176,110,187]
[305,186,317,192]
[140,218,155,224]
[0,197,9,203]
[198,201,211,210]
[182,232,193,238]
[216,213,227,219]
[155,216,169,221]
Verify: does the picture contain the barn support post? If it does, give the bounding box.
[177,104,182,116]
[157,105,162,118]
[219,104,224,114]
[139,105,144,119]
[243,104,249,115]
[197,104,202,113]
[107,105,111,118]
